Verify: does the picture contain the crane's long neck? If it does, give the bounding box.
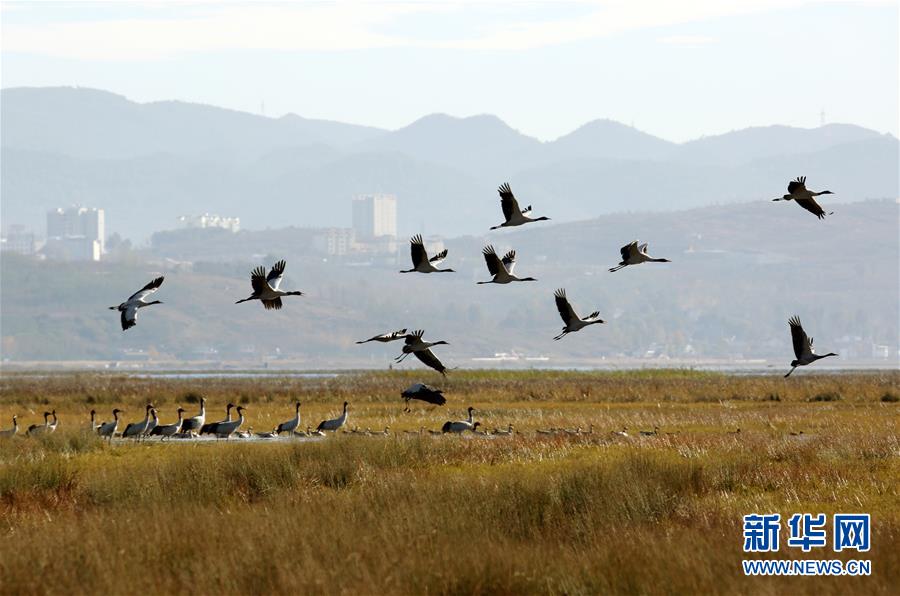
[339,405,348,424]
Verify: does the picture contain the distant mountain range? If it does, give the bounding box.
[2,87,897,240]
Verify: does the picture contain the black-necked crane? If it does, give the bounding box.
[356,329,408,344]
[477,245,536,285]
[235,259,304,310]
[27,411,51,436]
[109,276,164,331]
[89,409,100,433]
[441,407,476,433]
[48,410,58,433]
[201,403,234,435]
[143,408,159,438]
[553,289,604,340]
[490,183,550,230]
[400,235,454,273]
[400,383,447,412]
[275,402,302,435]
[181,397,206,437]
[785,316,837,377]
[396,330,449,362]
[149,408,184,440]
[122,404,155,439]
[316,402,349,433]
[609,241,671,272]
[0,415,18,438]
[97,409,122,440]
[772,176,834,219]
[214,406,245,439]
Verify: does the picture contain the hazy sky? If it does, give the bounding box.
[2,1,897,142]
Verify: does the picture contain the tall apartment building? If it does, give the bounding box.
[45,207,105,261]
[352,194,397,241]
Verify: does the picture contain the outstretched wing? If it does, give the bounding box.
[402,383,446,405]
[787,176,807,195]
[405,329,425,345]
[128,276,164,302]
[429,249,448,265]
[584,311,605,323]
[795,197,826,219]
[554,289,578,326]
[501,250,516,274]
[267,260,286,291]
[482,245,502,276]
[498,183,520,222]
[357,328,408,344]
[262,297,283,311]
[250,266,269,295]
[410,235,428,268]
[413,348,447,375]
[788,316,812,359]
[620,241,638,262]
[121,304,138,331]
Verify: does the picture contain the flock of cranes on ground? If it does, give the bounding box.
[1,388,680,440]
[3,176,840,441]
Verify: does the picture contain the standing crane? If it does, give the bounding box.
[122,404,155,439]
[553,289,604,340]
[181,397,206,437]
[149,408,185,440]
[784,316,837,377]
[235,260,304,310]
[109,276,164,330]
[772,176,834,219]
[0,415,18,438]
[316,402,349,433]
[490,183,550,230]
[477,245,536,284]
[97,409,122,441]
[275,402,302,435]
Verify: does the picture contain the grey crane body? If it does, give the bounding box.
[477,245,536,284]
[401,383,447,412]
[553,289,605,340]
[490,183,550,230]
[773,176,834,219]
[122,405,155,439]
[0,415,18,438]
[110,276,164,331]
[201,403,235,435]
[27,411,52,436]
[150,408,184,440]
[214,407,245,439]
[784,316,837,377]
[276,402,302,435]
[400,235,454,273]
[181,398,206,437]
[97,409,122,440]
[316,402,349,432]
[609,241,670,272]
[235,260,304,310]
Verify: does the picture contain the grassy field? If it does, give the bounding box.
[0,369,897,595]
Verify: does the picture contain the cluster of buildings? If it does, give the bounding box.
[312,193,400,257]
[177,213,240,232]
[1,207,105,261]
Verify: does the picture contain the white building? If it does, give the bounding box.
[0,225,36,256]
[313,228,355,256]
[352,194,397,241]
[177,214,240,232]
[46,207,105,260]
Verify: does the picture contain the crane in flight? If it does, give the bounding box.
[109,276,165,330]
[772,176,834,219]
[784,316,837,377]
[235,259,304,310]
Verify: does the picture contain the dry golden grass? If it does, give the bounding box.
[0,369,897,595]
